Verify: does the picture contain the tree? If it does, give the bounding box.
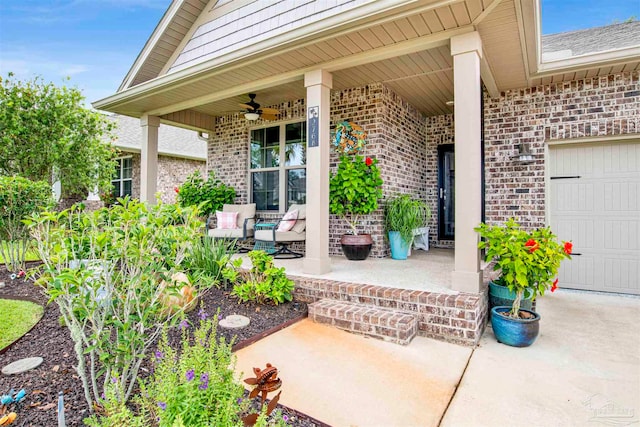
[0,73,117,198]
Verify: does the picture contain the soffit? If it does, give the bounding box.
[530,61,640,87]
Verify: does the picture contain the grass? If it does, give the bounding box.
[0,240,40,264]
[0,299,44,350]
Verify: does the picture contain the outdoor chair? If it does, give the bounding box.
[254,204,306,259]
[205,203,256,252]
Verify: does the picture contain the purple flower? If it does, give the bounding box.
[218,314,223,321]
[186,369,195,382]
[198,309,208,320]
[100,392,106,400]
[237,398,243,404]
[179,319,189,330]
[283,415,289,422]
[199,372,209,390]
[111,377,117,384]
[157,401,166,411]
[155,350,163,360]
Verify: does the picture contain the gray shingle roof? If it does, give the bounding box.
[542,21,640,61]
[106,115,206,161]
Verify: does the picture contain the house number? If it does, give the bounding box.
[308,106,319,148]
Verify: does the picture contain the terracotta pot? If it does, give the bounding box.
[340,234,373,261]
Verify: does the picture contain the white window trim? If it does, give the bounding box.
[112,156,133,197]
[248,120,306,214]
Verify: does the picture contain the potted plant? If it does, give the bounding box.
[475,219,572,347]
[384,194,430,260]
[329,155,383,260]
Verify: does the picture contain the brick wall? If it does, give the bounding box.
[426,71,640,237]
[128,153,206,204]
[483,71,640,229]
[208,83,427,258]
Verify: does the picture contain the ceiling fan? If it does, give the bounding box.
[239,93,279,121]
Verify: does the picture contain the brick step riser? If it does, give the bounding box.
[308,300,418,346]
[293,276,488,347]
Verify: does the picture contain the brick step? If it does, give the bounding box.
[308,299,418,345]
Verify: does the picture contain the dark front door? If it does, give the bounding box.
[438,144,455,240]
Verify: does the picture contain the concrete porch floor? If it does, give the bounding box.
[239,248,457,293]
[234,290,640,427]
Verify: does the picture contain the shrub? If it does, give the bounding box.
[185,237,234,288]
[177,171,236,217]
[229,251,294,305]
[0,176,54,271]
[26,198,201,409]
[329,155,383,235]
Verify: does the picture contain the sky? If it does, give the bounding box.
[0,1,638,108]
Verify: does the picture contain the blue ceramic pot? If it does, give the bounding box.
[388,231,410,260]
[488,281,533,311]
[491,306,540,347]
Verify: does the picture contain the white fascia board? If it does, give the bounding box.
[535,46,640,77]
[115,144,207,161]
[94,0,463,111]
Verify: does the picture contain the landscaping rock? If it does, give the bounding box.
[219,314,250,329]
[2,357,43,375]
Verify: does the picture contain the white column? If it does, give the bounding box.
[450,32,483,293]
[303,70,332,275]
[140,114,160,204]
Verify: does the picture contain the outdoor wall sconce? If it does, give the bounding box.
[515,141,533,163]
[244,112,260,121]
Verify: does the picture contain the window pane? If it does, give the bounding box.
[285,122,306,166]
[122,161,132,179]
[112,181,121,197]
[113,159,122,180]
[251,127,280,168]
[252,171,279,211]
[287,168,306,208]
[123,180,132,196]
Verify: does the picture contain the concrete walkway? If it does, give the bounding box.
[234,290,640,426]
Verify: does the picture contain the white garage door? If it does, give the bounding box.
[549,141,640,294]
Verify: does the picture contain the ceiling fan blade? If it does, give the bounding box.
[260,107,280,114]
[260,113,278,121]
[239,103,255,110]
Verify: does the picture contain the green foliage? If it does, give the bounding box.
[26,198,202,409]
[0,298,44,350]
[384,194,430,244]
[177,170,236,217]
[185,237,235,289]
[0,176,53,271]
[329,155,383,235]
[231,251,294,305]
[0,73,117,198]
[475,219,572,316]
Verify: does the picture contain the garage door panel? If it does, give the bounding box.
[550,141,640,295]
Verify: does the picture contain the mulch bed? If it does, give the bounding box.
[0,263,326,427]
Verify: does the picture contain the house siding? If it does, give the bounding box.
[208,83,427,258]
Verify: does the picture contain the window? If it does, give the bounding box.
[250,122,306,211]
[112,157,133,197]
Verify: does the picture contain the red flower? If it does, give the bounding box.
[17,270,25,278]
[564,241,573,255]
[365,157,373,167]
[174,186,180,194]
[524,239,539,253]
[551,278,559,292]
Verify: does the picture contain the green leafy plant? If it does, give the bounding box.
[177,170,236,217]
[329,155,383,235]
[230,251,294,305]
[26,198,202,410]
[384,194,430,244]
[185,237,235,289]
[0,73,117,198]
[0,176,54,271]
[475,218,573,317]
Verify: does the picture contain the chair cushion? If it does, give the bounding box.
[209,228,247,239]
[277,209,298,232]
[216,211,238,229]
[255,229,306,243]
[289,204,306,233]
[223,203,256,229]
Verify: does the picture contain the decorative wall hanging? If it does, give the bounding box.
[332,120,367,154]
